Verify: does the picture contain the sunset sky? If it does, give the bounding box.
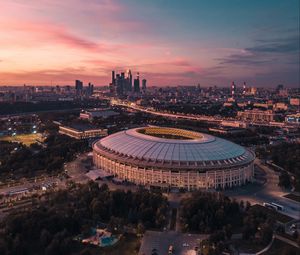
[0,0,299,87]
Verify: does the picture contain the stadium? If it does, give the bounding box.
[93,127,255,190]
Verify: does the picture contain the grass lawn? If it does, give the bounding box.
[263,239,300,255]
[76,233,141,255]
[0,133,43,146]
[284,193,300,203]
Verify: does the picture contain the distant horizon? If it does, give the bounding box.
[0,0,299,87]
[0,82,298,89]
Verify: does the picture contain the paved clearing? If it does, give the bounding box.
[139,231,207,255]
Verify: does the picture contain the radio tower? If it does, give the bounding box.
[231,81,236,98]
[243,82,246,95]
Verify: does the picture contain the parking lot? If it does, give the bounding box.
[139,231,207,255]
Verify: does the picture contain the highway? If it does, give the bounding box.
[111,99,294,129]
[111,99,223,123]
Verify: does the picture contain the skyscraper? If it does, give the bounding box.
[110,69,145,96]
[142,79,147,92]
[109,70,116,94]
[127,69,132,92]
[134,73,140,93]
[116,74,123,96]
[197,83,201,92]
[75,80,83,96]
[112,71,115,84]
[88,82,94,96]
[276,84,284,92]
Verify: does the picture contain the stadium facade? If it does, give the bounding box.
[93,127,255,190]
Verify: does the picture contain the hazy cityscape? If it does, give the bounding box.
[0,1,299,255]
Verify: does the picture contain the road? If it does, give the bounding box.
[225,159,300,220]
[1,153,299,223]
[64,154,90,184]
[111,99,222,123]
[274,234,300,249]
[111,99,293,128]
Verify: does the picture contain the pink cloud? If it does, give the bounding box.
[0,68,107,85]
[0,20,114,52]
[85,57,193,70]
[0,1,206,86]
[149,58,192,67]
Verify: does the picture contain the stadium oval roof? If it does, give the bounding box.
[94,127,254,168]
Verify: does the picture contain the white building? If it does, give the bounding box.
[93,127,255,190]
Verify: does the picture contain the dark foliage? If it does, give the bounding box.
[0,182,168,255]
[0,134,89,178]
[0,100,109,115]
[181,192,274,245]
[180,192,243,233]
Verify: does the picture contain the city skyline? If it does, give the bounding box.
[0,0,299,87]
[0,2,300,253]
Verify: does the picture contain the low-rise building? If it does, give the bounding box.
[274,102,288,111]
[80,109,119,120]
[237,109,276,122]
[209,127,245,134]
[221,120,248,128]
[59,124,108,139]
[223,102,233,107]
[253,103,269,109]
[285,113,300,125]
[290,98,300,106]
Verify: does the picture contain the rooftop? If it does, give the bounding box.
[95,127,254,166]
[61,123,102,132]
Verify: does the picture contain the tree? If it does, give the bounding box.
[245,201,251,211]
[180,192,243,232]
[12,234,24,255]
[209,230,225,244]
[282,247,299,255]
[0,181,169,254]
[45,239,60,255]
[79,250,92,255]
[242,225,254,240]
[292,230,298,240]
[40,229,52,248]
[259,223,273,245]
[137,223,145,236]
[107,217,125,234]
[224,224,232,240]
[279,172,291,189]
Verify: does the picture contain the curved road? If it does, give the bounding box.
[225,158,300,220]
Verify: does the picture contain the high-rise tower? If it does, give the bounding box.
[142,79,147,92]
[128,69,132,91]
[242,82,246,95]
[75,80,83,96]
[112,71,115,84]
[134,72,140,93]
[231,81,236,98]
